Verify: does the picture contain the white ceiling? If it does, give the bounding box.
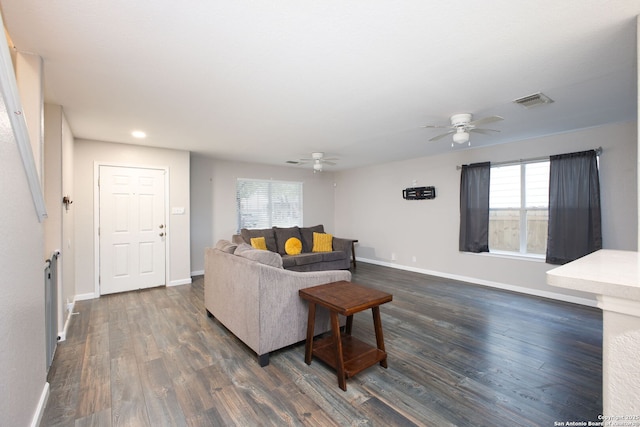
[1,1,638,171]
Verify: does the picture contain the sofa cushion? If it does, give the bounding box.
[215,239,238,254]
[312,232,333,252]
[280,255,297,269]
[320,250,346,262]
[241,228,277,252]
[293,252,323,266]
[250,237,267,250]
[273,226,302,255]
[299,225,324,253]
[235,243,283,268]
[285,237,302,255]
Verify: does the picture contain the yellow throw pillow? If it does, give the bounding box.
[312,232,333,252]
[285,237,302,255]
[250,237,267,250]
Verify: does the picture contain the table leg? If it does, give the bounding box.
[372,306,387,369]
[331,311,347,391]
[304,302,316,365]
[345,314,353,336]
[351,241,357,269]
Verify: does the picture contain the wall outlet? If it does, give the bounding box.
[66,302,74,313]
[391,252,397,261]
[412,256,417,263]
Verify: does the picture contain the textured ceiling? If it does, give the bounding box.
[1,1,638,170]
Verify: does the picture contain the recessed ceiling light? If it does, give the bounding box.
[131,130,147,138]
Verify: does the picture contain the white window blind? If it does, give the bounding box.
[236,179,303,231]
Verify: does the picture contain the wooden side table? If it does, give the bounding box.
[299,281,392,391]
[350,239,358,269]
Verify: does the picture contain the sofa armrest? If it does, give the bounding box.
[332,237,353,259]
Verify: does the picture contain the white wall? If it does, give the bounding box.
[74,139,191,297]
[44,104,62,258]
[61,112,74,330]
[15,52,43,183]
[189,154,214,274]
[189,156,337,274]
[335,121,637,305]
[0,96,47,427]
[44,103,75,338]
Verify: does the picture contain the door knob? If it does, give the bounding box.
[159,232,164,237]
[159,224,164,229]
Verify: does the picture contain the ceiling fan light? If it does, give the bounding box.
[313,162,323,172]
[453,130,469,144]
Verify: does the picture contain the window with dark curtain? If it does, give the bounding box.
[459,162,491,253]
[546,150,602,265]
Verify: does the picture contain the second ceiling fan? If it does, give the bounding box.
[423,113,503,146]
[298,152,338,173]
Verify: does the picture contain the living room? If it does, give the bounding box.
[190,120,637,306]
[1,2,640,426]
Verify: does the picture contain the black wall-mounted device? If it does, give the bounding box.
[402,186,436,200]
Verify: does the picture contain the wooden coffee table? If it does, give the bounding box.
[299,281,392,391]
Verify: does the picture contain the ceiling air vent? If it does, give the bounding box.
[513,92,554,109]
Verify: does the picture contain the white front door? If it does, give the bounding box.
[99,165,166,295]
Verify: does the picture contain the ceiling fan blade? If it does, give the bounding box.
[322,157,339,161]
[428,130,455,141]
[322,161,336,166]
[422,124,450,129]
[469,128,501,135]
[468,115,503,127]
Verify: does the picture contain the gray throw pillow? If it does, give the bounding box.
[240,228,278,252]
[299,225,324,253]
[273,226,303,255]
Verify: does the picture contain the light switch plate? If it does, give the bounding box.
[171,206,185,215]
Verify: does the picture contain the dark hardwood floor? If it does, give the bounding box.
[41,262,602,426]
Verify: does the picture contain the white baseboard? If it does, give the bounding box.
[356,257,598,307]
[58,314,70,342]
[58,293,94,341]
[168,278,192,287]
[30,382,49,427]
[58,303,76,342]
[191,269,204,277]
[75,292,96,301]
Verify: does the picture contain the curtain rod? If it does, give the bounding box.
[456,146,602,170]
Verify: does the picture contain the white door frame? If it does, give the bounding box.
[93,161,171,297]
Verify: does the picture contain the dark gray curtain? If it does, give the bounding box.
[546,150,602,265]
[459,162,490,253]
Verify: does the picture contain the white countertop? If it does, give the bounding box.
[546,249,640,302]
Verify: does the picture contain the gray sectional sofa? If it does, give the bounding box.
[234,224,353,272]
[204,239,351,366]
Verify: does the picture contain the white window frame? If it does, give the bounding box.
[236,178,303,232]
[489,160,549,259]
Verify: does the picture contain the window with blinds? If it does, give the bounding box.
[236,179,303,231]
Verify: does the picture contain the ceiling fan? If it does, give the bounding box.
[297,152,339,173]
[423,113,503,146]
